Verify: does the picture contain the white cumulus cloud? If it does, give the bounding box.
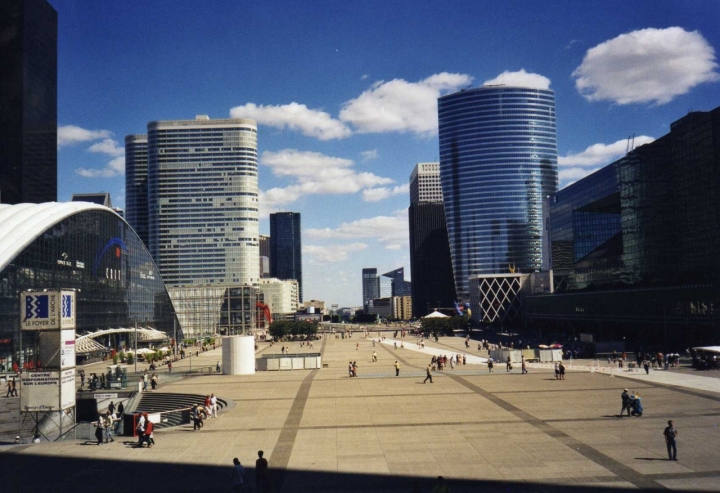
[483,69,551,90]
[339,72,473,136]
[230,102,351,140]
[57,125,111,147]
[360,149,378,162]
[305,209,408,245]
[559,167,601,185]
[361,183,409,202]
[75,156,125,178]
[258,149,395,215]
[559,136,655,167]
[573,27,720,105]
[88,138,125,157]
[304,243,368,263]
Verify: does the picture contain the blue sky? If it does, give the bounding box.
[53,0,720,307]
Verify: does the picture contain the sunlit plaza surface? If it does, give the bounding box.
[3,333,720,493]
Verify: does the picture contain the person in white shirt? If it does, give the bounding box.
[210,393,218,418]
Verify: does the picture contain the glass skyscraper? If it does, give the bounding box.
[438,86,558,300]
[125,134,149,248]
[269,212,302,302]
[0,0,57,205]
[147,116,260,286]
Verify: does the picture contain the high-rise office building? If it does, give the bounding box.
[408,162,456,316]
[381,267,412,297]
[438,86,558,300]
[0,0,57,205]
[410,162,443,204]
[259,234,270,278]
[269,212,302,302]
[125,134,149,247]
[147,115,259,286]
[362,268,378,310]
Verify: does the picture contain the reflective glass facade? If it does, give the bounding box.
[438,87,558,301]
[125,134,149,248]
[362,268,378,309]
[0,207,177,371]
[527,106,720,347]
[167,285,257,337]
[147,117,259,286]
[269,212,302,302]
[0,0,57,205]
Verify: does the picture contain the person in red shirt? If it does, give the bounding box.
[142,419,155,448]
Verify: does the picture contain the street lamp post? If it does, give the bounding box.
[134,320,138,375]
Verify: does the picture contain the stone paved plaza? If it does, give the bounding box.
[3,333,720,492]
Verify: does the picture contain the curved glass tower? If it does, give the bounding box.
[438,86,558,300]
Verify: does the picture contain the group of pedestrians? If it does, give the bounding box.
[554,362,566,380]
[231,451,271,492]
[134,412,155,448]
[93,400,124,445]
[348,361,359,377]
[4,377,18,397]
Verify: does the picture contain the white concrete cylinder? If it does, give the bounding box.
[222,335,256,375]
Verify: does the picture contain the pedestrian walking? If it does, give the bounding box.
[256,450,270,493]
[395,361,400,376]
[230,458,246,492]
[348,361,354,377]
[168,361,172,373]
[432,476,450,493]
[554,362,560,380]
[216,361,221,373]
[423,364,433,383]
[210,393,218,418]
[192,404,202,430]
[620,389,631,417]
[108,401,115,415]
[372,351,377,362]
[151,374,158,390]
[559,362,566,380]
[521,358,528,374]
[664,420,678,460]
[142,371,148,391]
[94,413,105,445]
[104,411,115,443]
[352,361,358,377]
[506,357,512,372]
[487,358,494,372]
[143,419,155,448]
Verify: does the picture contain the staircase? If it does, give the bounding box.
[0,397,20,443]
[134,392,228,429]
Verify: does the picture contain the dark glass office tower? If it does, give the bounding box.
[409,203,456,316]
[125,134,149,248]
[438,86,558,300]
[0,0,57,204]
[362,268,378,309]
[269,212,303,302]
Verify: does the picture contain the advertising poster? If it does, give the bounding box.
[60,368,76,410]
[20,290,76,331]
[61,329,76,369]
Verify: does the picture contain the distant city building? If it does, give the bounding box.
[146,115,259,286]
[259,234,270,278]
[438,86,558,300]
[302,300,325,312]
[125,134,149,247]
[409,162,443,204]
[369,296,412,321]
[258,278,299,315]
[0,0,57,205]
[527,106,720,347]
[362,268,378,310]
[71,192,112,207]
[269,212,302,302]
[381,268,412,297]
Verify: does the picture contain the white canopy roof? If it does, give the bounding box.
[0,202,121,273]
[693,346,720,354]
[423,311,449,318]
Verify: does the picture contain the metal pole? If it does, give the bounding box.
[173,318,177,360]
[134,320,138,374]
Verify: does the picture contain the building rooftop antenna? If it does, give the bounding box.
[626,133,636,154]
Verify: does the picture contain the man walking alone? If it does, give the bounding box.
[664,420,678,461]
[394,361,400,376]
[423,364,433,383]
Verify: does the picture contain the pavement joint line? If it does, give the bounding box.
[269,335,327,492]
[447,373,667,490]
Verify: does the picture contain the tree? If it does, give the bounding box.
[269,321,291,339]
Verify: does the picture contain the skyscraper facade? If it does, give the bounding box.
[362,268,378,310]
[381,267,412,297]
[408,162,456,316]
[269,212,302,302]
[438,86,558,300]
[125,134,149,248]
[259,234,270,278]
[147,116,259,286]
[409,162,443,204]
[0,0,57,205]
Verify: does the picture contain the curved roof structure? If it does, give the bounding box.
[0,202,122,273]
[76,327,170,354]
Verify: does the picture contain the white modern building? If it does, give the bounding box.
[409,162,443,204]
[258,278,299,315]
[147,116,260,286]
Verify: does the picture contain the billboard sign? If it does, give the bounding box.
[61,329,76,369]
[60,368,76,410]
[20,372,60,411]
[21,290,76,330]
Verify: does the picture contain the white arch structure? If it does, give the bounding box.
[75,327,169,354]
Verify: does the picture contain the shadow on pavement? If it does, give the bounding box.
[0,450,690,493]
